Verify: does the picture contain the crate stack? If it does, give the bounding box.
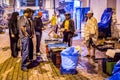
[44,38,68,68]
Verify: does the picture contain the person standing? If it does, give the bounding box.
[84,10,98,57]
[18,8,33,71]
[34,12,44,55]
[48,13,57,36]
[28,9,34,61]
[8,12,19,58]
[61,12,75,47]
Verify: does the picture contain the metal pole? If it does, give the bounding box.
[2,0,3,6]
[89,0,91,7]
[36,0,38,6]
[13,0,16,12]
[53,0,55,13]
[42,0,45,9]
[80,1,82,31]
[39,0,43,10]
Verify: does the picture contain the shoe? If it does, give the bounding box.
[92,57,98,63]
[85,55,90,57]
[37,52,41,56]
[26,58,33,62]
[12,56,17,58]
[21,67,28,71]
[91,55,95,59]
[36,52,41,56]
[36,56,43,62]
[93,59,98,63]
[29,59,33,62]
[39,51,43,54]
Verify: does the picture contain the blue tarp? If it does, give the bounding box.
[48,43,68,51]
[98,8,112,29]
[98,8,113,37]
[98,13,112,28]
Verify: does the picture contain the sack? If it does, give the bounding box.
[60,47,79,74]
[61,47,79,69]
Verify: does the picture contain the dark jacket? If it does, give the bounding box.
[34,17,43,32]
[8,21,19,39]
[61,19,75,34]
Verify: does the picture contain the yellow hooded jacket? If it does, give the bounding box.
[84,17,98,42]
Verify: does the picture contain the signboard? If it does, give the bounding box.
[27,0,35,6]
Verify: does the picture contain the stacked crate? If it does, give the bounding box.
[45,39,62,55]
[50,48,65,68]
[45,39,68,68]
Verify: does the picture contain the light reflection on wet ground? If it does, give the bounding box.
[0,29,109,80]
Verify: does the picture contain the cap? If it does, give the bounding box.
[65,12,70,16]
[23,8,31,14]
[38,12,42,17]
[87,10,93,14]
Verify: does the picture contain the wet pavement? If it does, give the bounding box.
[0,29,109,80]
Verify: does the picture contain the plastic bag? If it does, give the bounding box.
[61,47,79,70]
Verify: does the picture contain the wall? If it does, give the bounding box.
[81,0,107,22]
[116,0,120,24]
[90,0,107,22]
[0,0,2,6]
[107,0,116,9]
[81,0,89,7]
[55,0,59,8]
[9,0,14,6]
[44,0,54,18]
[90,0,118,22]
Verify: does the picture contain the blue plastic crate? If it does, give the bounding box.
[48,43,68,51]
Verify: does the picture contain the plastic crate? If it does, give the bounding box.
[106,61,116,75]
